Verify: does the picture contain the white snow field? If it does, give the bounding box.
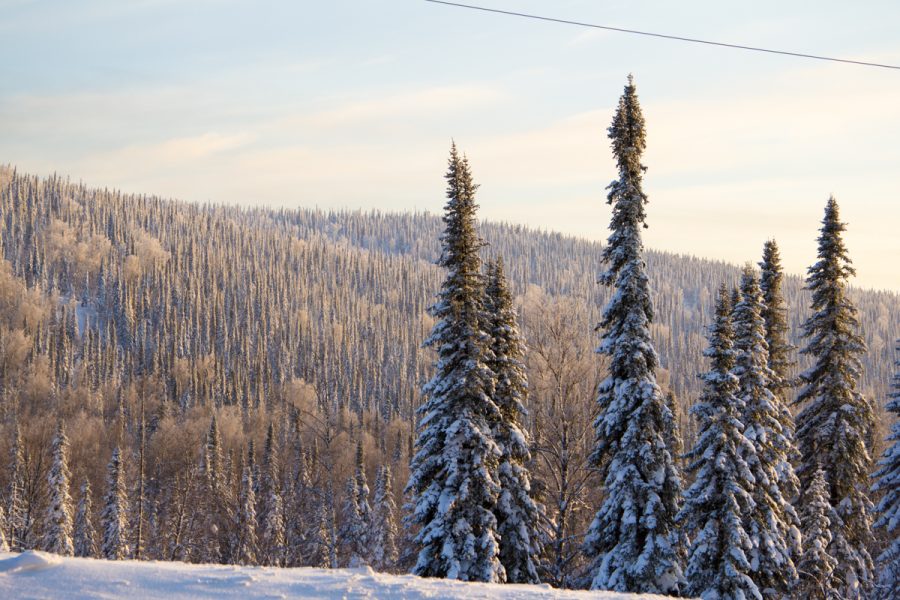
[0,551,682,600]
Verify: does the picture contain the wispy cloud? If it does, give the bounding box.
[275,84,507,131]
[77,132,252,171]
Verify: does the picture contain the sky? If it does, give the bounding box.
[1,0,899,291]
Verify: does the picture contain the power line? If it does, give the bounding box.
[424,0,900,71]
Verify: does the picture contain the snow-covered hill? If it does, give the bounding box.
[0,551,679,599]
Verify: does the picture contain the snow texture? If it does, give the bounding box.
[0,551,685,599]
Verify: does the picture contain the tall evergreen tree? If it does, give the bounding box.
[199,415,226,563]
[584,75,684,595]
[797,467,838,599]
[259,425,285,567]
[73,478,97,558]
[340,472,366,565]
[757,240,803,564]
[679,286,760,600]
[484,257,542,584]
[236,462,258,566]
[732,266,799,598]
[101,446,130,560]
[872,339,900,599]
[6,423,26,551]
[0,504,8,552]
[406,143,504,583]
[306,495,333,569]
[758,240,796,405]
[371,465,399,572]
[260,484,285,567]
[43,422,74,555]
[284,422,308,568]
[795,196,875,598]
[326,494,339,570]
[340,441,372,567]
[353,440,372,558]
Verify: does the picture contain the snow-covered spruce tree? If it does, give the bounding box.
[73,478,98,558]
[372,465,399,571]
[6,423,26,551]
[795,196,875,598]
[340,475,364,567]
[260,425,286,567]
[758,240,803,564]
[797,467,838,599]
[663,388,691,572]
[312,486,340,569]
[236,461,258,565]
[258,425,277,522]
[759,239,797,408]
[327,495,339,569]
[43,422,74,555]
[679,286,760,600]
[199,415,227,563]
[0,504,8,552]
[353,440,372,564]
[405,143,504,583]
[284,422,308,568]
[340,440,371,567]
[306,495,332,569]
[872,340,900,599]
[732,266,799,598]
[248,438,259,502]
[293,457,319,568]
[262,489,285,567]
[484,256,542,584]
[101,446,130,560]
[584,75,684,595]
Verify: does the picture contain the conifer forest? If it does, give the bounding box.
[1,78,899,600]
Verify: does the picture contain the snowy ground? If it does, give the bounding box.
[0,551,680,600]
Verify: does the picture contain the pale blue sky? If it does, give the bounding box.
[2,1,898,290]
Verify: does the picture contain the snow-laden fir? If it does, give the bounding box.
[871,339,900,599]
[341,440,373,568]
[794,197,875,599]
[678,286,760,600]
[259,423,286,567]
[406,143,505,583]
[485,257,544,585]
[797,468,837,598]
[42,422,74,557]
[371,464,400,571]
[6,425,26,552]
[100,446,129,560]
[757,241,803,555]
[731,267,799,598]
[72,478,97,558]
[584,76,682,593]
[583,75,684,596]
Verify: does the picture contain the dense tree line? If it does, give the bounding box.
[0,73,898,598]
[404,78,898,600]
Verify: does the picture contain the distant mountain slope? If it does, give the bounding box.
[1,166,896,426]
[285,200,899,413]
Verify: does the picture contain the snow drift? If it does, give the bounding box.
[0,551,681,599]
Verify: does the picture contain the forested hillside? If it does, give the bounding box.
[0,166,897,583]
